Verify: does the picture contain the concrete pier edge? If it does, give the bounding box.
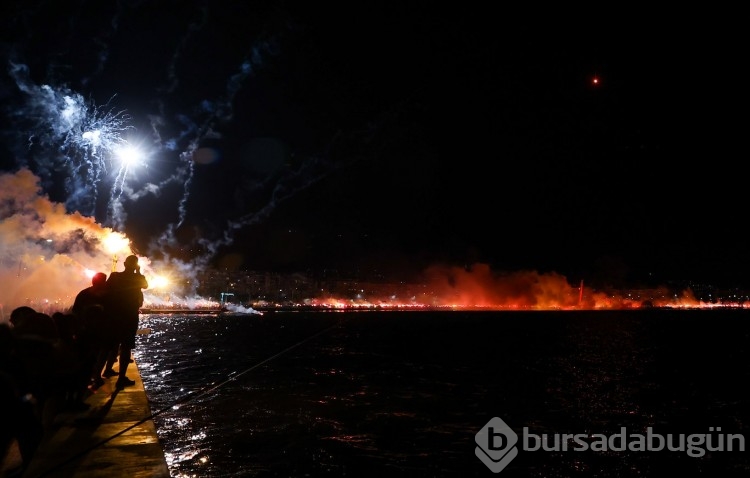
[15,355,169,478]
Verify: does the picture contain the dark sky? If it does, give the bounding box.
[1,2,747,287]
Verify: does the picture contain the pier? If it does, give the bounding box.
[3,356,169,477]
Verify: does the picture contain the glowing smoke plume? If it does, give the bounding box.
[0,169,136,318]
[0,168,241,320]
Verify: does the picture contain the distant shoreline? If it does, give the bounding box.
[139,305,750,315]
[139,308,227,315]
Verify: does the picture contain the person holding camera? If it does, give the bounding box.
[105,255,148,388]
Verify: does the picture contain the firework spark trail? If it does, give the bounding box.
[79,2,125,88]
[200,147,341,260]
[107,156,133,227]
[4,13,262,293]
[0,3,316,313]
[163,5,210,96]
[2,3,349,308]
[82,99,132,216]
[140,35,281,261]
[8,32,359,290]
[7,63,132,217]
[141,24,281,219]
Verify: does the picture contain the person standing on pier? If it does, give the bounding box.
[106,255,148,388]
[73,272,116,390]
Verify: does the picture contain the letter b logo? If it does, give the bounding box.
[488,427,508,450]
[475,417,518,473]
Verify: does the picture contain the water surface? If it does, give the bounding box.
[135,309,750,477]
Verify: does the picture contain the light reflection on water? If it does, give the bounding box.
[135,310,750,477]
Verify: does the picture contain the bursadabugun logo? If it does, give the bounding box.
[476,417,746,473]
[475,417,519,473]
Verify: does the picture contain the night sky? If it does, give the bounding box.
[1,2,747,288]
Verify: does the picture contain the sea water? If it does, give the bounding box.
[134,309,750,477]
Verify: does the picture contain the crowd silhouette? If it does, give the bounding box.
[1,255,148,475]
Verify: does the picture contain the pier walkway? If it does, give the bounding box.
[3,356,169,478]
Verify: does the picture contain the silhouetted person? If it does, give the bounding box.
[73,272,108,317]
[6,307,60,435]
[71,272,113,390]
[9,306,57,340]
[49,310,91,410]
[101,347,120,380]
[0,323,43,476]
[8,306,34,327]
[105,255,148,388]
